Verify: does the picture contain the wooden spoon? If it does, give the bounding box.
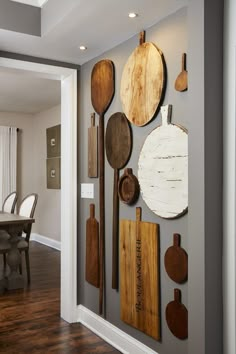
[91,59,115,314]
[175,53,188,92]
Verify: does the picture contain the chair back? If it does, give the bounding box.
[19,193,38,241]
[2,191,17,214]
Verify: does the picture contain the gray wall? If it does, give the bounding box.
[78,8,188,354]
[78,2,223,353]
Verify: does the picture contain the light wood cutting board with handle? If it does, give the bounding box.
[120,207,160,340]
[120,31,166,126]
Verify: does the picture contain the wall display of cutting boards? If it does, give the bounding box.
[105,112,132,290]
[120,207,160,340]
[138,104,188,219]
[120,31,166,126]
[164,234,188,283]
[88,113,98,178]
[85,204,99,288]
[91,59,115,314]
[166,289,188,340]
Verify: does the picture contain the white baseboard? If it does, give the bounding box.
[31,233,61,251]
[77,305,159,354]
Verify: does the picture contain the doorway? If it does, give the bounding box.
[0,57,78,323]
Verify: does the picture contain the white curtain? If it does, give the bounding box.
[0,126,17,207]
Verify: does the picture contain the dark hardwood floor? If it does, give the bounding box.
[0,242,120,353]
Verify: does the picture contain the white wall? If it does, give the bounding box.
[32,105,61,241]
[224,0,236,353]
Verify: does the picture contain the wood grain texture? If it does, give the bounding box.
[0,242,120,353]
[86,204,99,288]
[175,53,188,92]
[165,289,188,340]
[138,104,188,219]
[105,112,132,290]
[91,60,114,116]
[88,113,98,178]
[91,59,115,314]
[105,112,132,170]
[120,34,165,126]
[120,207,160,340]
[164,233,188,283]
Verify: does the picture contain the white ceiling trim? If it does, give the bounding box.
[10,0,48,7]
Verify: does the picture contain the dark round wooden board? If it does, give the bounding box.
[164,233,188,283]
[165,289,188,340]
[118,168,139,205]
[105,113,132,169]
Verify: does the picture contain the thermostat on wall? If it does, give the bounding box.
[81,183,94,199]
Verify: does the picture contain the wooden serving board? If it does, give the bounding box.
[88,113,98,178]
[85,204,99,288]
[120,207,160,339]
[138,104,188,219]
[120,31,165,126]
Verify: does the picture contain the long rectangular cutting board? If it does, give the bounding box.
[120,207,160,340]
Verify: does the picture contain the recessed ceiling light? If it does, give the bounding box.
[79,46,87,51]
[128,13,138,18]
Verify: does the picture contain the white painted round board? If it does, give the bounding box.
[138,105,188,219]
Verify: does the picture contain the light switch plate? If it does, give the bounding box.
[81,183,94,199]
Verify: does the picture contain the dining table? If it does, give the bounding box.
[0,211,34,292]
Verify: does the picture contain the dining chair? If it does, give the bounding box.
[0,191,17,266]
[2,191,17,214]
[17,193,38,284]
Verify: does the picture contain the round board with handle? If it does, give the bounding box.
[138,104,188,219]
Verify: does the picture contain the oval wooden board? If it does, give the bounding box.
[164,233,188,283]
[91,59,114,115]
[105,112,132,169]
[138,105,188,219]
[165,289,188,340]
[120,42,165,126]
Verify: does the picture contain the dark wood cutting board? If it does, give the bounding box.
[85,204,99,288]
[120,207,160,339]
[164,233,188,283]
[166,289,188,340]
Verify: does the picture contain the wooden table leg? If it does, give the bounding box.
[5,225,24,290]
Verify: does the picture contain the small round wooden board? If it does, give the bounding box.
[118,168,140,205]
[120,31,166,126]
[165,289,188,340]
[138,104,188,219]
[164,233,188,283]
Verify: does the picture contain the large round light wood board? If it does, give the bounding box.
[138,105,188,219]
[120,33,165,126]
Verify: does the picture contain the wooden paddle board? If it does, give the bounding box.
[120,31,166,126]
[138,104,188,219]
[85,204,99,288]
[120,207,160,340]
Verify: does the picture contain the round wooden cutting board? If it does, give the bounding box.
[120,31,165,127]
[138,104,188,219]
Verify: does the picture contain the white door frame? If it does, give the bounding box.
[0,57,78,323]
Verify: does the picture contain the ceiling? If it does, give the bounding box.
[0,0,187,114]
[0,68,60,114]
